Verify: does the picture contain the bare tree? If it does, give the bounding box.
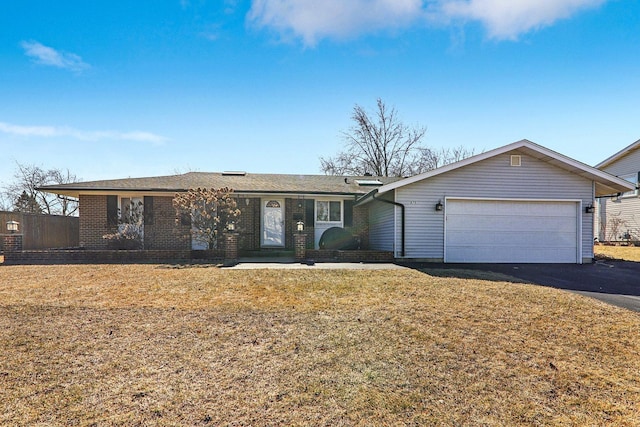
[411,146,477,173]
[320,99,476,177]
[2,162,79,216]
[320,98,427,177]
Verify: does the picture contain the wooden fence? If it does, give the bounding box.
[0,211,79,251]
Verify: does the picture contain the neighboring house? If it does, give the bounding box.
[40,139,631,264]
[39,172,402,252]
[357,140,632,264]
[594,138,640,242]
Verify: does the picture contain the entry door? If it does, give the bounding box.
[261,199,284,247]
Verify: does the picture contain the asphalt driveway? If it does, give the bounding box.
[413,260,640,312]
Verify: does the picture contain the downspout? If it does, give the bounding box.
[371,190,405,257]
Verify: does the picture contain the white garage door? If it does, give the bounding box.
[445,199,579,263]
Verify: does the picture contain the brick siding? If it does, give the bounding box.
[144,196,190,250]
[79,195,114,249]
[347,205,370,249]
[236,197,260,251]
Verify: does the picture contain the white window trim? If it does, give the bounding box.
[316,200,343,223]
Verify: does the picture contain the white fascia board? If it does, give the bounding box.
[376,139,634,196]
[595,138,640,169]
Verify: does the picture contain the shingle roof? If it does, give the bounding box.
[39,172,403,198]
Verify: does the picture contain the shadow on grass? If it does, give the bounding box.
[400,263,531,284]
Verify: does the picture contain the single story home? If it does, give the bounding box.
[39,171,402,253]
[594,138,640,242]
[40,139,632,264]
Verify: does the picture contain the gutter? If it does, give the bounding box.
[371,189,405,258]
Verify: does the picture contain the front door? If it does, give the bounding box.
[261,199,284,247]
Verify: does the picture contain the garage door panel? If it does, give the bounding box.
[445,200,579,263]
[447,246,577,263]
[447,214,576,232]
[447,230,576,247]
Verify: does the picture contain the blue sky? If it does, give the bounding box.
[1,0,639,189]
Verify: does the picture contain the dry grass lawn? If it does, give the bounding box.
[595,244,640,262]
[1,264,639,426]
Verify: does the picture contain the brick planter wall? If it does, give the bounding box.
[2,249,198,265]
[305,250,394,262]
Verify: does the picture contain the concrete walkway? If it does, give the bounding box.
[226,257,407,270]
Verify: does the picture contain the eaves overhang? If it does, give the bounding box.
[373,139,634,198]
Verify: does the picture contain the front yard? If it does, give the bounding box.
[1,264,639,425]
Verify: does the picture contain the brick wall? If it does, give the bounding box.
[348,205,370,249]
[3,249,194,264]
[237,197,260,251]
[285,198,316,250]
[305,249,394,262]
[145,196,191,250]
[79,195,114,249]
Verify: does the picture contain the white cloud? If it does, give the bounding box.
[247,0,608,44]
[437,0,607,40]
[20,40,90,73]
[0,122,167,145]
[247,0,425,46]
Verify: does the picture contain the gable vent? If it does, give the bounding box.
[510,155,521,167]
[222,171,247,176]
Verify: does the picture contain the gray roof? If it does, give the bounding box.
[39,172,403,198]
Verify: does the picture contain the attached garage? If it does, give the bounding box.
[444,199,580,263]
[358,140,634,264]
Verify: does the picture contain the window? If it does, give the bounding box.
[119,197,143,223]
[620,173,639,197]
[120,197,131,222]
[316,201,341,222]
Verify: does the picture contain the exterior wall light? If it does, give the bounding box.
[227,222,235,232]
[435,201,443,211]
[297,221,304,232]
[6,220,19,233]
[585,204,595,214]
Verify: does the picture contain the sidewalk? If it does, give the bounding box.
[226,257,407,270]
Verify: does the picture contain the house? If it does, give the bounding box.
[357,140,632,263]
[594,138,640,242]
[39,172,402,253]
[39,140,632,264]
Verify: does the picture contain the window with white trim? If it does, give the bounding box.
[316,201,341,222]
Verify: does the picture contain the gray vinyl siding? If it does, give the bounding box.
[368,192,396,252]
[599,197,640,241]
[601,148,640,177]
[598,148,640,242]
[393,151,594,261]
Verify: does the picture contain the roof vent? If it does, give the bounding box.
[222,171,247,176]
[510,155,521,167]
[355,179,383,186]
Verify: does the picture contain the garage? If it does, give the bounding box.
[445,199,580,263]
